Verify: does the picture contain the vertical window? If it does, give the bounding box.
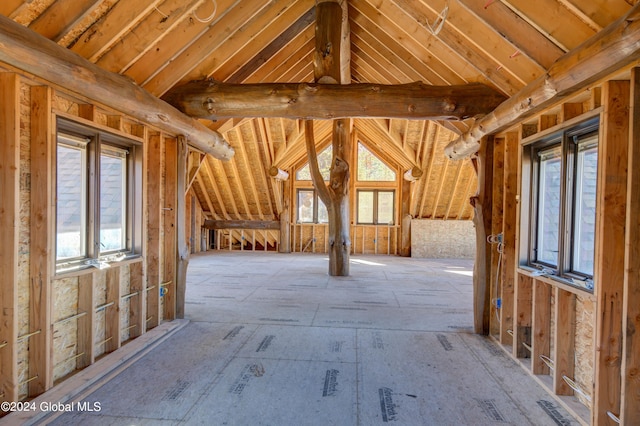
[357,190,395,224]
[535,145,562,267]
[100,145,128,253]
[296,145,332,181]
[56,134,89,260]
[297,189,328,223]
[357,143,396,181]
[56,119,141,272]
[528,118,598,291]
[571,134,598,276]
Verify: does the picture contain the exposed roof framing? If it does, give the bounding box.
[2,0,636,221]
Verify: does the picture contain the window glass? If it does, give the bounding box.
[358,191,374,223]
[572,135,598,276]
[527,118,599,291]
[377,191,395,224]
[56,138,88,260]
[296,145,332,180]
[357,143,396,181]
[56,119,141,272]
[298,190,315,222]
[100,146,127,253]
[536,146,562,267]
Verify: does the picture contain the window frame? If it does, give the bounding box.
[356,189,395,225]
[55,118,143,273]
[296,189,328,224]
[526,117,599,291]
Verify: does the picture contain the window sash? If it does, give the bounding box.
[570,135,598,277]
[56,141,88,261]
[357,190,395,225]
[535,145,562,268]
[99,147,128,254]
[55,119,140,272]
[527,118,599,291]
[297,190,315,223]
[297,189,329,223]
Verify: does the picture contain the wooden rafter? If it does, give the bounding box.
[446,2,640,159]
[0,14,234,160]
[234,127,264,219]
[97,0,205,73]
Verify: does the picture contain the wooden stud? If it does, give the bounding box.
[490,137,505,337]
[163,138,177,321]
[621,67,640,425]
[593,80,630,425]
[146,134,162,330]
[279,179,291,253]
[0,73,20,403]
[175,136,189,319]
[513,273,533,359]
[104,267,121,354]
[28,85,54,396]
[472,136,493,335]
[538,114,558,131]
[106,115,123,131]
[532,279,551,375]
[77,104,95,121]
[553,288,576,395]
[128,262,144,339]
[500,132,518,346]
[76,274,95,369]
[560,102,584,122]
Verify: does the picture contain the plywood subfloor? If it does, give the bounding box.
[44,252,579,425]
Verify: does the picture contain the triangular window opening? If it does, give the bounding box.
[357,142,396,181]
[296,145,333,181]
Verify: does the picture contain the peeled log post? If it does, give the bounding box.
[308,0,352,276]
[445,2,640,159]
[0,15,234,161]
[305,120,351,275]
[163,81,506,121]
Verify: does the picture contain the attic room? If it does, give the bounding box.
[1,0,639,424]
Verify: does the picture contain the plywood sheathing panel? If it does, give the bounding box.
[574,295,594,407]
[52,276,79,383]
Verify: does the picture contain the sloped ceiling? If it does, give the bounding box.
[2,0,635,221]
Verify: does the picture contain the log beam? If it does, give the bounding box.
[445,2,640,159]
[203,220,281,230]
[268,166,290,181]
[0,15,234,161]
[164,80,506,121]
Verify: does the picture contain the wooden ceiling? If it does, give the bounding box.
[2,0,635,221]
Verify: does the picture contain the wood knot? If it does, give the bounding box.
[444,100,456,112]
[204,98,215,112]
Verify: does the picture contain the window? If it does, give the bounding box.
[56,119,142,272]
[357,190,395,225]
[357,143,396,181]
[297,189,328,223]
[296,145,332,181]
[528,118,598,290]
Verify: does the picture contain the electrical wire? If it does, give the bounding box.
[193,0,217,24]
[425,0,450,36]
[487,233,503,323]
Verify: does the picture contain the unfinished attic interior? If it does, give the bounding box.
[2,0,640,424]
